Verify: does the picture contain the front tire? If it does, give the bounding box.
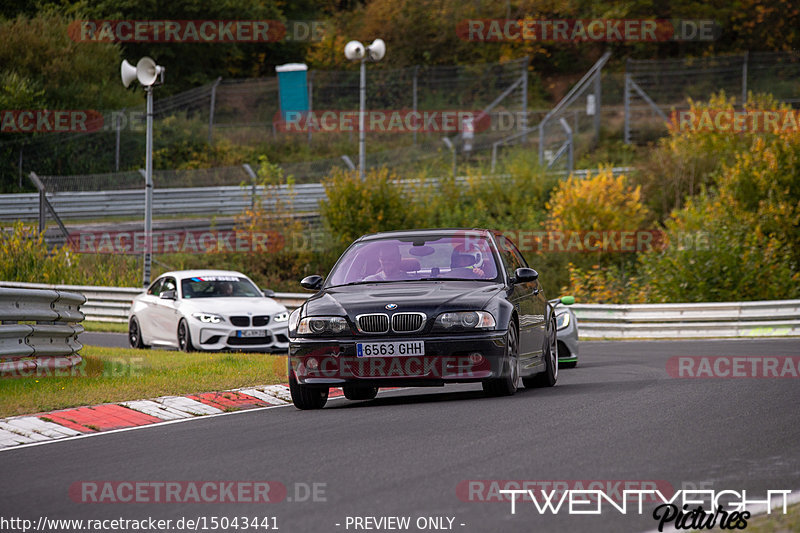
[290,374,329,410]
[128,317,149,349]
[524,315,558,388]
[177,319,196,352]
[343,385,379,401]
[483,325,520,397]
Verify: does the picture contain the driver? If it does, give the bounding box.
[364,243,410,282]
[219,281,234,296]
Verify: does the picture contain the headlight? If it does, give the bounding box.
[556,312,570,330]
[288,308,301,334]
[273,311,289,322]
[192,312,224,324]
[297,316,349,335]
[433,311,495,330]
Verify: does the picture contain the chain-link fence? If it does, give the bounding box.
[624,51,800,144]
[4,51,799,193]
[2,58,529,188]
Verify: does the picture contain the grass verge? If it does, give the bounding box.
[0,345,288,418]
[82,321,129,333]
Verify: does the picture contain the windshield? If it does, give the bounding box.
[180,275,262,298]
[326,235,500,286]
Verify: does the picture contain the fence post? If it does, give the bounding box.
[208,77,222,144]
[412,65,419,145]
[624,60,631,145]
[115,109,123,172]
[521,57,529,143]
[593,67,601,148]
[307,70,314,147]
[742,51,749,106]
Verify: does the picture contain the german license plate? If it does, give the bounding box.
[357,341,424,357]
[238,330,266,338]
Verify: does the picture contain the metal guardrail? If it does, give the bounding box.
[572,301,800,339]
[0,287,86,375]
[0,169,634,223]
[2,282,798,340]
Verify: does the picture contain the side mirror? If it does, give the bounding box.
[560,295,575,305]
[512,267,538,284]
[300,275,323,291]
[160,290,176,300]
[262,288,276,298]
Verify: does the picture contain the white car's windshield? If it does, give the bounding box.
[326,235,501,286]
[181,275,262,298]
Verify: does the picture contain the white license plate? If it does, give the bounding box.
[357,341,424,357]
[238,330,266,338]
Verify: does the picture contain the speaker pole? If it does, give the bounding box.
[143,85,153,288]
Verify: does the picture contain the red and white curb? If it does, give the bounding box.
[0,384,346,451]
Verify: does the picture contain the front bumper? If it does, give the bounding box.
[556,314,579,361]
[191,322,290,352]
[289,332,508,387]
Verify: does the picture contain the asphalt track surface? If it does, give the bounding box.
[1,339,799,533]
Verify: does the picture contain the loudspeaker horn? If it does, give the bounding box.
[120,59,138,88]
[136,57,163,86]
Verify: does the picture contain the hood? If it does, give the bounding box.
[178,297,286,316]
[304,281,503,319]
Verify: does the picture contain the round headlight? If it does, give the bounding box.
[309,319,327,333]
[330,318,347,333]
[460,312,479,328]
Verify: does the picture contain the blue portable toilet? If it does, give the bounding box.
[276,63,309,122]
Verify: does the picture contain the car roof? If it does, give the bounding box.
[155,269,250,280]
[356,228,495,242]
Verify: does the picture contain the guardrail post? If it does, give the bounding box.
[242,163,258,212]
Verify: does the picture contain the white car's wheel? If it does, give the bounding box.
[128,317,149,349]
[178,319,196,352]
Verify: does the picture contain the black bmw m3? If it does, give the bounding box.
[287,228,558,409]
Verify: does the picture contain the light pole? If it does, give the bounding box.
[344,38,386,180]
[121,57,164,287]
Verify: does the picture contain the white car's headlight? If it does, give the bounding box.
[297,316,349,335]
[192,312,224,324]
[556,312,570,330]
[273,311,289,322]
[433,311,495,330]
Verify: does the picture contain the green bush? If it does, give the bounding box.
[0,222,76,283]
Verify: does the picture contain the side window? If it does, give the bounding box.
[497,236,523,281]
[147,278,164,296]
